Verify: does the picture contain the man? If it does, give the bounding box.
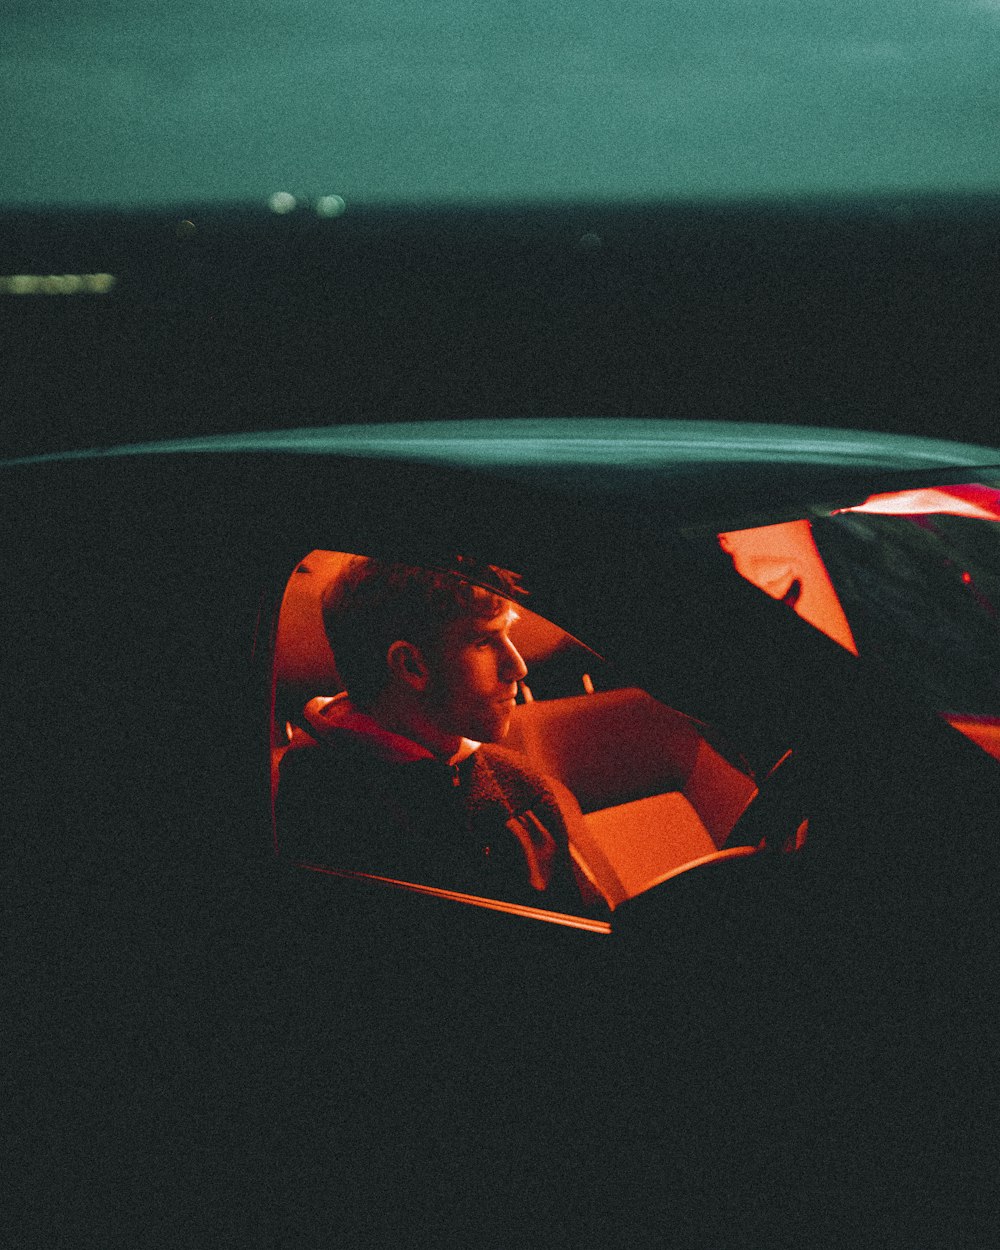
[276,556,605,914]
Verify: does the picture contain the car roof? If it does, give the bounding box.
[5,417,998,473]
[6,419,999,533]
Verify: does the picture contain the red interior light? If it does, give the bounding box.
[836,485,1000,521]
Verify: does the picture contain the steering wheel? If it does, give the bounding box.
[723,748,810,853]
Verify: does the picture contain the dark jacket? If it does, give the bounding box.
[276,697,599,914]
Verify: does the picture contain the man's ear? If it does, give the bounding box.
[386,640,430,692]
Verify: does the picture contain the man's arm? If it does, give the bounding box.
[482,746,616,916]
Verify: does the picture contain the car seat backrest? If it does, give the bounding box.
[506,688,757,905]
[683,738,759,848]
[504,688,700,814]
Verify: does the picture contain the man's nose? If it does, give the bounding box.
[502,640,529,682]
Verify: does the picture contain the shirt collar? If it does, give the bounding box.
[313,693,481,767]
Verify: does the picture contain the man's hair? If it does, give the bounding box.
[322,557,525,708]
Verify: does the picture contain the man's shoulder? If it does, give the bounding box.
[275,738,408,856]
[280,738,350,774]
[277,737,390,795]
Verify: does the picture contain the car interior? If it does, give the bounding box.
[270,485,1000,919]
[271,550,759,912]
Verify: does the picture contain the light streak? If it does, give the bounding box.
[290,861,613,933]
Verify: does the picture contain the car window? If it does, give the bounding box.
[270,550,758,924]
[720,480,1000,758]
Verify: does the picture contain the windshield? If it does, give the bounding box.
[721,479,1000,726]
[813,508,1000,717]
[6,1,1000,209]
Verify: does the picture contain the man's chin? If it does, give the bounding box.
[475,715,512,744]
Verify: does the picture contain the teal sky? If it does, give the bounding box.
[5,0,1000,208]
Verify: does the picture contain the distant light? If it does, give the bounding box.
[0,273,116,296]
[41,274,82,293]
[268,192,297,214]
[316,195,346,218]
[176,219,196,239]
[962,571,973,584]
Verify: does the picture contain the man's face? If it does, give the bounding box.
[422,606,528,743]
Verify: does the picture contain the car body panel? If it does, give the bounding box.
[4,421,1000,1245]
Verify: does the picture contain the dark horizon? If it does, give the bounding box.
[3,196,1000,457]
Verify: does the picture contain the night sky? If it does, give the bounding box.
[6,0,1000,208]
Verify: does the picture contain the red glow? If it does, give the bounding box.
[943,714,1000,762]
[719,520,859,654]
[836,484,1000,521]
[962,571,973,584]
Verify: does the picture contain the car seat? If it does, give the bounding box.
[504,688,758,906]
